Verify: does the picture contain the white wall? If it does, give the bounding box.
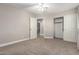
[64,13,77,42]
[43,17,54,38]
[0,5,35,45]
[37,16,54,39]
[37,16,54,38]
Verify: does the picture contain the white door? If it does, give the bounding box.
[54,18,63,39]
[30,17,37,39]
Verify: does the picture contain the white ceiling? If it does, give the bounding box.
[1,3,79,15]
[25,3,79,15]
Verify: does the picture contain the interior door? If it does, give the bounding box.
[54,17,63,39]
[30,17,37,39]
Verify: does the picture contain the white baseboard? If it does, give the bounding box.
[64,40,77,43]
[0,38,29,47]
[44,36,53,39]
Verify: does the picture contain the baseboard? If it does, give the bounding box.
[30,37,37,40]
[0,38,29,47]
[30,38,37,40]
[64,40,77,43]
[44,36,53,39]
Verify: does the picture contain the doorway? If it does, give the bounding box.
[37,19,43,38]
[54,17,64,39]
[37,22,40,36]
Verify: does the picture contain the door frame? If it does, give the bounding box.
[37,18,44,38]
[54,17,64,39]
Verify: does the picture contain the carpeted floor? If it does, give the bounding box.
[0,38,79,55]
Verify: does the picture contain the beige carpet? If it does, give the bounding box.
[0,38,79,55]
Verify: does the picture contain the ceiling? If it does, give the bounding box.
[1,3,79,15]
[26,3,79,15]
